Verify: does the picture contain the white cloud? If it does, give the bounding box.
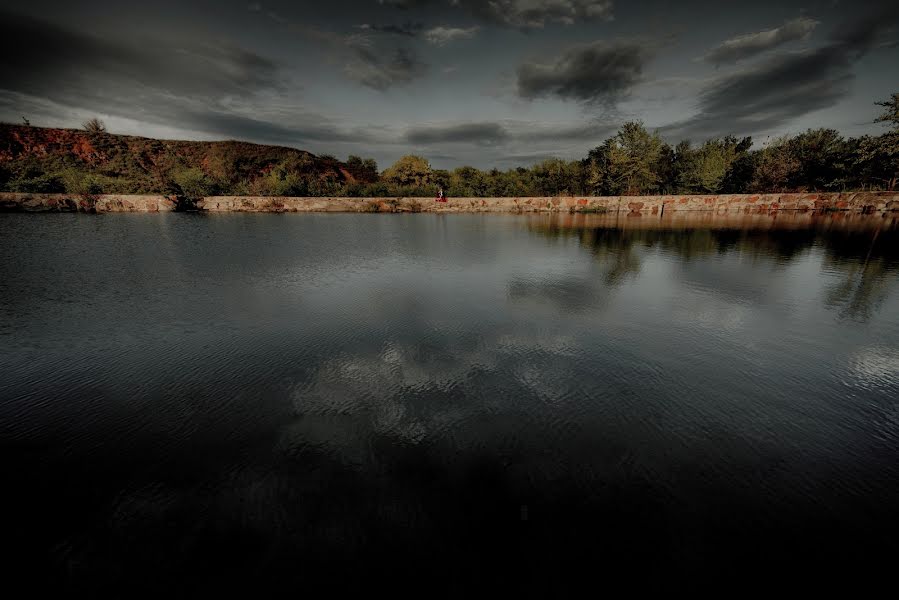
[423,25,479,46]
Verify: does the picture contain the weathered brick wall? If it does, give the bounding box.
[2,192,898,213]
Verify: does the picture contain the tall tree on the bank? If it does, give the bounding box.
[788,129,850,191]
[867,93,899,190]
[346,156,379,183]
[532,158,585,196]
[677,136,752,194]
[587,121,667,195]
[751,137,801,193]
[381,155,432,188]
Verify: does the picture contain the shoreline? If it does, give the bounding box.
[2,191,898,214]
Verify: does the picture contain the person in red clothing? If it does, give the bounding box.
[436,188,447,203]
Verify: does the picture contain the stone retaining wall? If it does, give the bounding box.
[2,192,898,213]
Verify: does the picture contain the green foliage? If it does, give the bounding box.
[676,136,753,193]
[532,159,584,196]
[3,91,898,196]
[346,155,379,183]
[788,129,849,191]
[751,137,801,193]
[381,155,432,187]
[61,168,104,196]
[448,166,485,196]
[7,172,65,193]
[171,167,217,200]
[587,121,666,195]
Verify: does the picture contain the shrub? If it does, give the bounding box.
[7,172,65,193]
[62,169,103,196]
[168,167,217,210]
[82,118,107,134]
[381,155,431,188]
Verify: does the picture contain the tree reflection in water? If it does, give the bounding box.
[529,211,899,321]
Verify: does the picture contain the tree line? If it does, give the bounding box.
[2,94,897,198]
[373,93,897,197]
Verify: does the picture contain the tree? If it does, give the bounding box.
[874,93,899,131]
[587,121,665,195]
[720,137,755,193]
[866,92,899,190]
[82,118,107,134]
[346,155,379,183]
[678,136,753,193]
[531,159,583,196]
[751,137,800,192]
[170,167,217,202]
[788,129,849,191]
[381,155,431,188]
[449,166,487,196]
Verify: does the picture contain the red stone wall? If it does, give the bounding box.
[1,192,897,213]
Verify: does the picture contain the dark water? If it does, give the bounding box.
[2,212,899,595]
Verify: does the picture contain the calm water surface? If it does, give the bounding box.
[2,212,899,594]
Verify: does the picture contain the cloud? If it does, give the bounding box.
[701,16,819,65]
[357,22,425,37]
[344,46,427,90]
[517,40,650,104]
[0,11,281,101]
[378,0,614,28]
[423,26,480,45]
[456,0,614,28]
[0,10,384,146]
[378,0,431,8]
[664,7,899,141]
[405,119,618,145]
[405,122,509,145]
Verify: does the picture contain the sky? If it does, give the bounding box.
[0,0,897,169]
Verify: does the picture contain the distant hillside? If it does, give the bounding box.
[0,124,376,197]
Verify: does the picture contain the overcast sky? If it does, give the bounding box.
[1,0,897,168]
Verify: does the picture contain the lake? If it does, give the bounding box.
[2,211,899,595]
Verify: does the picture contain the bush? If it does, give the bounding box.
[7,172,65,193]
[82,118,107,134]
[381,155,431,188]
[171,167,217,200]
[62,169,104,197]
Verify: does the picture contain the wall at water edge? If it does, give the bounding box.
[0,193,175,212]
[195,193,899,213]
[2,192,898,213]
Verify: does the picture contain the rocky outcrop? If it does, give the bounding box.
[2,192,898,213]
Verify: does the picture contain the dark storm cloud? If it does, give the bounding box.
[402,119,618,158]
[665,7,899,141]
[516,120,618,143]
[701,16,819,65]
[0,10,281,99]
[344,45,427,90]
[0,10,378,145]
[247,3,428,90]
[406,122,509,145]
[517,40,650,104]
